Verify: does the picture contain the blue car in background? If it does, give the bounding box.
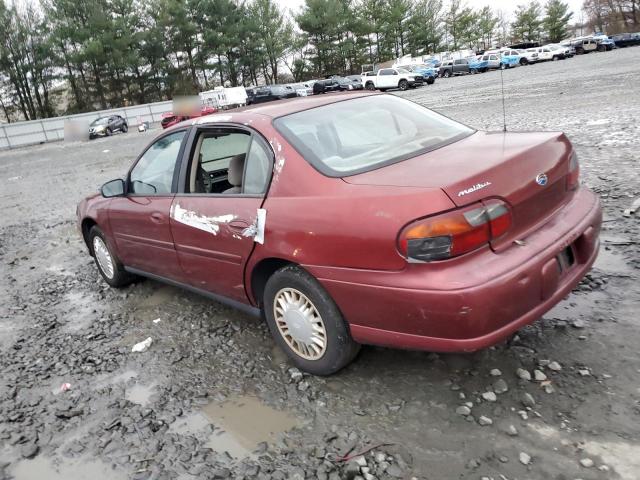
[423,57,441,68]
[404,64,437,84]
[499,49,522,68]
[468,56,488,73]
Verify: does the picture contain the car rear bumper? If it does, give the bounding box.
[306,188,602,352]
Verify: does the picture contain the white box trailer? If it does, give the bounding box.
[200,87,247,110]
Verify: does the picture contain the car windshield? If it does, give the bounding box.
[91,117,110,126]
[397,68,410,73]
[274,95,474,176]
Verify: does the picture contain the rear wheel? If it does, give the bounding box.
[519,58,528,65]
[89,226,134,288]
[365,82,375,91]
[263,266,360,376]
[443,70,451,78]
[552,55,559,61]
[121,123,128,133]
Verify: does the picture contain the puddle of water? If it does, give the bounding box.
[125,383,156,406]
[138,286,176,308]
[171,395,299,459]
[63,291,99,332]
[11,456,125,480]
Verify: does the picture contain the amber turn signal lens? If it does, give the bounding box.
[399,201,512,262]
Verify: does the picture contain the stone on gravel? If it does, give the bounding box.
[507,425,519,436]
[456,406,471,416]
[478,416,493,426]
[490,369,502,376]
[519,452,531,465]
[533,370,547,381]
[482,391,497,402]
[20,443,39,459]
[548,361,562,371]
[516,368,532,381]
[521,392,536,407]
[493,379,509,394]
[131,337,153,353]
[386,465,403,478]
[579,458,594,468]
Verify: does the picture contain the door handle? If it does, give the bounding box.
[150,212,165,224]
[228,219,250,231]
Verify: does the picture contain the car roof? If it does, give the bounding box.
[163,91,380,133]
[234,91,378,118]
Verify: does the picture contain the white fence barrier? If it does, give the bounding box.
[0,100,173,150]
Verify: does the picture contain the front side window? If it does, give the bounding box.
[130,130,185,194]
[274,95,473,177]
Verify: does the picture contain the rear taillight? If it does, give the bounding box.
[567,151,580,191]
[398,200,512,262]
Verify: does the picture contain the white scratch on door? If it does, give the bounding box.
[170,203,235,235]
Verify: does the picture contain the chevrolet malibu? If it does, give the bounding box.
[77,93,601,375]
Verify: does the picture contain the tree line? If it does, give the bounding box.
[0,0,634,122]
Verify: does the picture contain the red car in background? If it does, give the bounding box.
[77,93,601,375]
[160,105,217,129]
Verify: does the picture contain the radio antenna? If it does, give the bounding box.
[500,65,507,132]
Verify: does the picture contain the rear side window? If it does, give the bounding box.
[274,95,473,177]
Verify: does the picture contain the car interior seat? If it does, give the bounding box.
[224,154,246,194]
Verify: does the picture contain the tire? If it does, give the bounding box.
[500,63,506,70]
[398,79,408,91]
[443,70,451,78]
[263,265,360,376]
[519,58,528,66]
[365,82,375,91]
[121,123,128,133]
[426,77,434,85]
[106,128,113,136]
[552,55,559,61]
[88,226,134,288]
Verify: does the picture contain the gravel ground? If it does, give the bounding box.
[1,47,639,480]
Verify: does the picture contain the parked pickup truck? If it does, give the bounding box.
[439,59,470,77]
[362,68,423,91]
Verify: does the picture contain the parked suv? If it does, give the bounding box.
[246,85,297,105]
[89,115,128,139]
[439,59,470,77]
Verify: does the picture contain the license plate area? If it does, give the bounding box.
[556,245,575,273]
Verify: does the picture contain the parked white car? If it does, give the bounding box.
[518,49,539,64]
[362,68,423,91]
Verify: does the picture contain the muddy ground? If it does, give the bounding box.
[1,47,639,480]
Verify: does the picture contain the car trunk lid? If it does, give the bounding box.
[343,131,575,251]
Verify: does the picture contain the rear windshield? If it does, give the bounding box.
[273,95,473,177]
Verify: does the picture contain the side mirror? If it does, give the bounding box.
[101,178,125,198]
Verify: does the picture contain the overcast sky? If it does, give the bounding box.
[276,0,587,22]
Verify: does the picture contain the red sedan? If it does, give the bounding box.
[77,93,601,375]
[160,105,217,129]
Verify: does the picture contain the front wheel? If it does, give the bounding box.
[426,77,435,85]
[89,226,134,288]
[106,128,113,136]
[398,79,409,91]
[500,63,506,70]
[121,123,128,133]
[263,266,360,376]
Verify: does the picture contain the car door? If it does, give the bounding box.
[378,69,394,88]
[108,129,188,281]
[170,125,273,302]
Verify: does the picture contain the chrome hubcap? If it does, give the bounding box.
[274,288,327,360]
[93,236,115,279]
